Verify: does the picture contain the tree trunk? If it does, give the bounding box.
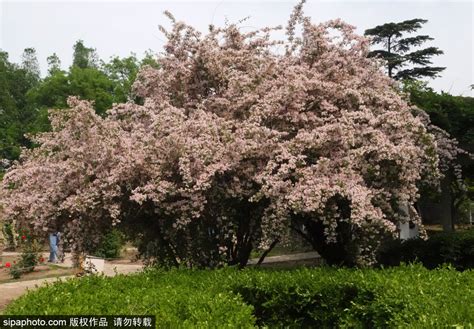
[291,210,357,267]
[257,239,279,266]
[387,36,392,78]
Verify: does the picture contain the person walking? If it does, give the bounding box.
[48,231,59,263]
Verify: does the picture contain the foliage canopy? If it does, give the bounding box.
[365,19,445,80]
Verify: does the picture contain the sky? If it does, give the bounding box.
[1,0,473,96]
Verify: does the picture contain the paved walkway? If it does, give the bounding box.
[247,251,320,265]
[0,256,143,312]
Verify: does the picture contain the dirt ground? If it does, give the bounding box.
[0,253,76,283]
[0,264,74,284]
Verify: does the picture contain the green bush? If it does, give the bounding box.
[377,229,474,270]
[227,266,474,328]
[377,238,425,267]
[92,229,125,259]
[2,223,16,250]
[9,238,42,279]
[4,266,474,327]
[4,269,256,327]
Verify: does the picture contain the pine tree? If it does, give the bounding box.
[365,19,445,80]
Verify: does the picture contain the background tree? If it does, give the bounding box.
[364,19,445,80]
[72,40,98,69]
[101,52,158,103]
[46,53,62,75]
[21,48,41,84]
[0,51,20,161]
[405,81,473,229]
[67,66,114,115]
[27,42,157,123]
[0,42,158,165]
[28,43,158,118]
[0,50,40,161]
[102,55,139,103]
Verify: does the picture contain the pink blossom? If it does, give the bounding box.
[0,2,466,266]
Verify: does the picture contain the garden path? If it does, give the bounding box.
[0,257,142,312]
[247,251,320,265]
[1,251,74,268]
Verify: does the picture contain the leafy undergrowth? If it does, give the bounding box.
[4,265,474,328]
[378,228,474,270]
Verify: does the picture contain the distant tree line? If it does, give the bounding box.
[0,40,158,164]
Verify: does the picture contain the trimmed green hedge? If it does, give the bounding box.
[3,270,255,328]
[378,229,474,270]
[4,265,474,327]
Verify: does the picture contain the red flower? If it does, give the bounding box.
[21,235,26,240]
[40,257,45,263]
[5,262,11,268]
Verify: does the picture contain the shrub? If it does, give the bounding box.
[5,269,256,327]
[8,236,42,279]
[5,266,474,327]
[377,229,474,270]
[376,237,426,267]
[92,229,125,259]
[2,222,16,250]
[226,266,474,327]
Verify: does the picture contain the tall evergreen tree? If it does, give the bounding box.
[365,19,445,80]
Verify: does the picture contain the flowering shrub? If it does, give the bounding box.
[8,233,42,279]
[0,2,465,266]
